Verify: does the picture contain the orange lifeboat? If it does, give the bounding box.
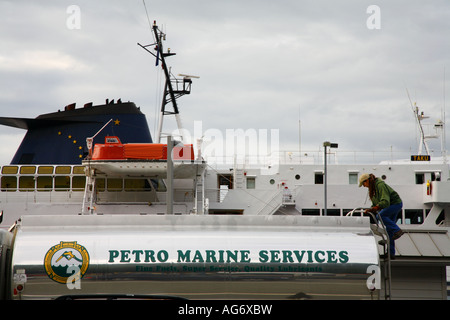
[91,136,194,161]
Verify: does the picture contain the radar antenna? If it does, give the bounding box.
[138,21,198,143]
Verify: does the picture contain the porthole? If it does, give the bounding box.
[269,179,275,185]
[295,174,301,180]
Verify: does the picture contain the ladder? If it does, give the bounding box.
[81,167,96,215]
[369,213,392,300]
[346,208,392,299]
[193,170,206,214]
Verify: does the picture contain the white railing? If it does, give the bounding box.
[204,149,448,168]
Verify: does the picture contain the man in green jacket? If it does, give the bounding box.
[359,173,404,258]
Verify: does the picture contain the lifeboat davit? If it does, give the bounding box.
[84,136,202,178]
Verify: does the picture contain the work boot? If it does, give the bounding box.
[393,229,404,240]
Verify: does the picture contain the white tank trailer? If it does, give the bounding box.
[0,214,380,300]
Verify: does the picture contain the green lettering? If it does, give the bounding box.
[132,250,143,262]
[314,250,326,263]
[144,250,156,262]
[120,250,131,262]
[205,250,217,263]
[259,250,269,263]
[226,250,238,263]
[339,251,349,263]
[192,250,204,263]
[108,250,119,262]
[293,250,306,263]
[282,250,294,263]
[241,250,251,263]
[217,250,225,263]
[177,250,191,262]
[270,250,281,263]
[327,251,338,263]
[307,250,314,263]
[157,250,169,262]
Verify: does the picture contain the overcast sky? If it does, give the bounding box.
[0,0,449,165]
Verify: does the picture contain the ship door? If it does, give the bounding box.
[218,174,233,203]
[218,174,233,190]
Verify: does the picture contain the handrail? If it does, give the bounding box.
[346,207,392,300]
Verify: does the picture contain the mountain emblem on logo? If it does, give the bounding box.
[44,241,90,284]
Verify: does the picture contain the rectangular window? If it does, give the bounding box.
[302,209,320,216]
[37,176,53,191]
[404,209,424,225]
[72,176,86,191]
[55,166,71,174]
[1,176,17,191]
[124,179,151,192]
[2,166,18,174]
[415,173,424,184]
[314,173,323,184]
[55,176,70,191]
[324,209,341,216]
[246,177,256,189]
[107,178,123,191]
[38,166,54,174]
[19,176,35,191]
[349,173,358,185]
[20,166,36,174]
[72,166,85,174]
[96,179,105,192]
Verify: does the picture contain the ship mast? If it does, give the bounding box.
[138,21,197,143]
[407,88,447,161]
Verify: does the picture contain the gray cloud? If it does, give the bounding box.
[0,0,448,164]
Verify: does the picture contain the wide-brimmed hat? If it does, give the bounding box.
[359,173,370,187]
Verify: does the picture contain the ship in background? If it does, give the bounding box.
[0,100,152,165]
[0,21,449,300]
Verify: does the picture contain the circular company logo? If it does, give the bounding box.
[44,241,90,284]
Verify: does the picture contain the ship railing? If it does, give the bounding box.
[0,188,84,203]
[204,149,444,167]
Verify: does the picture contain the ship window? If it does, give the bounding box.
[415,173,425,184]
[404,209,424,224]
[55,176,70,190]
[302,209,320,216]
[37,176,53,190]
[107,178,123,191]
[325,209,341,216]
[1,176,17,191]
[55,166,71,174]
[343,208,357,216]
[314,173,323,184]
[72,176,86,191]
[150,179,166,192]
[38,166,54,174]
[2,166,18,174]
[125,179,151,191]
[349,173,358,185]
[96,178,105,192]
[72,166,85,174]
[19,176,35,191]
[246,177,255,189]
[218,174,233,189]
[20,166,36,174]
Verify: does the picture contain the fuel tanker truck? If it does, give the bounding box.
[0,214,381,300]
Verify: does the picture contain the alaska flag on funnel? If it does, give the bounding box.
[0,101,152,164]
